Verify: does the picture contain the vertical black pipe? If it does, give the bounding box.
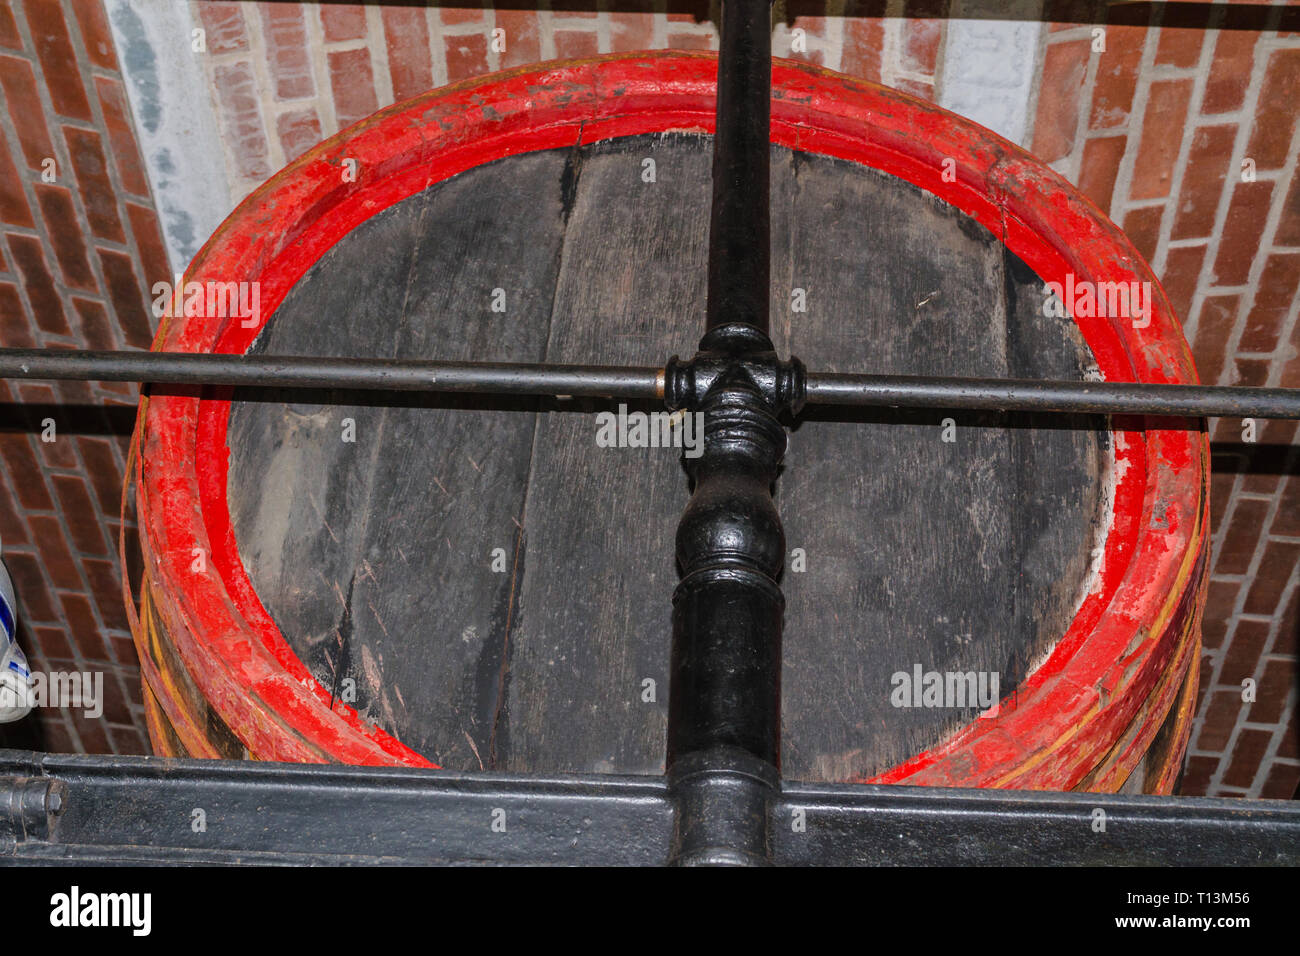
[706,0,773,341]
[667,0,782,866]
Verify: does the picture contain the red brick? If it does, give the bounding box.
[3,550,56,621]
[320,4,367,42]
[213,61,271,180]
[71,296,114,350]
[1089,26,1145,131]
[23,0,91,121]
[60,593,107,660]
[0,54,54,169]
[1243,539,1300,615]
[0,475,26,546]
[34,183,94,290]
[1244,49,1300,171]
[0,3,19,49]
[1276,173,1300,247]
[1169,124,1235,241]
[196,1,248,55]
[1201,579,1239,649]
[666,32,714,53]
[441,8,487,26]
[495,11,541,69]
[1251,656,1292,725]
[842,18,884,85]
[1129,79,1193,200]
[41,718,76,754]
[1279,711,1298,760]
[124,203,168,291]
[1121,205,1162,263]
[72,0,116,70]
[32,623,76,663]
[1158,243,1205,324]
[96,249,153,349]
[260,5,314,101]
[99,674,134,726]
[1219,497,1270,574]
[81,557,127,631]
[1191,294,1239,385]
[0,282,35,348]
[0,126,33,227]
[94,77,149,199]
[381,8,432,101]
[75,436,122,515]
[1031,39,1091,164]
[1273,478,1300,538]
[51,475,105,555]
[1197,689,1244,750]
[1202,31,1257,114]
[0,428,53,510]
[6,234,68,335]
[1259,762,1300,799]
[1221,618,1269,684]
[73,714,111,755]
[1221,727,1271,788]
[1209,454,1238,529]
[275,109,322,165]
[328,48,378,128]
[1178,754,1217,796]
[1153,23,1203,68]
[1077,134,1126,215]
[1233,357,1269,387]
[26,515,80,590]
[1239,254,1300,353]
[62,126,124,242]
[443,34,488,84]
[555,29,599,60]
[902,18,942,75]
[610,12,655,54]
[1212,180,1274,286]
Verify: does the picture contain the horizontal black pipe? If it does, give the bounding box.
[0,349,663,400]
[4,349,1300,419]
[804,372,1300,420]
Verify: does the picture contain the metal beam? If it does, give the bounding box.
[4,349,1300,419]
[3,750,1297,865]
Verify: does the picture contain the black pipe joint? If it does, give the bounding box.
[663,324,806,418]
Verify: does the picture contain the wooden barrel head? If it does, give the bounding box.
[133,53,1208,792]
[223,133,1108,781]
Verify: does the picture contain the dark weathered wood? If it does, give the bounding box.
[226,134,1108,781]
[227,151,570,770]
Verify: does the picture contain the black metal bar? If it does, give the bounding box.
[665,0,785,866]
[705,0,772,340]
[0,348,663,400]
[6,349,1300,420]
[5,750,1298,865]
[804,372,1300,419]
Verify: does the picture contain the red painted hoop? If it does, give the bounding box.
[135,52,1208,785]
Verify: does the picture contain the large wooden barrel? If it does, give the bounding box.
[128,52,1208,793]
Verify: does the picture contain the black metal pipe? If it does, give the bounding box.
[804,372,1300,419]
[705,0,772,340]
[0,349,663,400]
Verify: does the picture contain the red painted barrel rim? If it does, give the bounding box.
[136,52,1208,783]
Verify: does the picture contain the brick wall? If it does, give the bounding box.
[1031,4,1300,799]
[0,0,162,754]
[1,1,1296,798]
